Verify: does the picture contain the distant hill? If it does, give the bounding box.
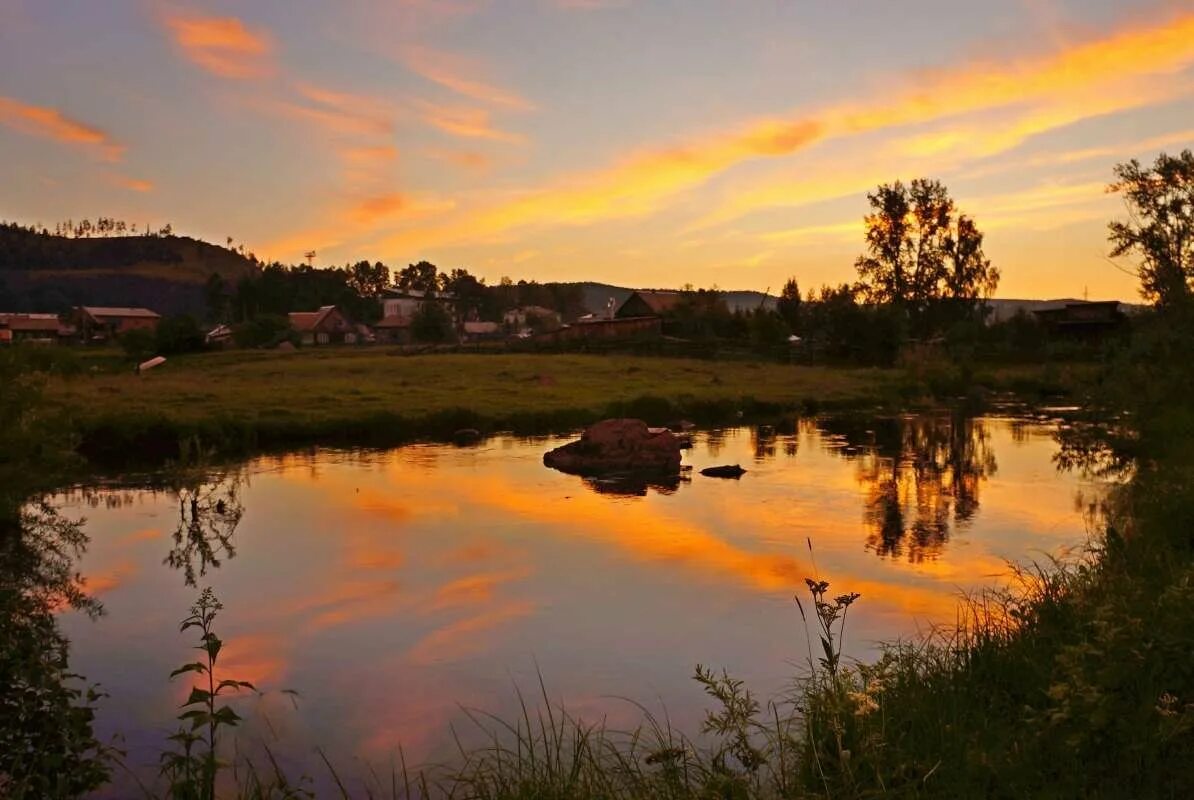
[562,281,1140,320]
[564,282,776,315]
[0,225,258,316]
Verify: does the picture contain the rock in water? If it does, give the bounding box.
[544,419,682,476]
[700,464,746,479]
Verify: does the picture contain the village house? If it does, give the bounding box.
[503,305,562,334]
[0,313,75,345]
[462,320,502,341]
[615,290,683,319]
[288,305,359,345]
[71,306,161,343]
[1032,300,1127,342]
[379,288,457,320]
[373,314,413,344]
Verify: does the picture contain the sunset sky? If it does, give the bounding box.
[2,0,1191,299]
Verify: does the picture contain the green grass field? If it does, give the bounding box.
[38,347,1083,463]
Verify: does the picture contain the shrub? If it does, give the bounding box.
[118,327,155,361]
[155,315,206,356]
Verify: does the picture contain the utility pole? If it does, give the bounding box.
[305,250,316,268]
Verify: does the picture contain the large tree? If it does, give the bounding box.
[777,277,802,330]
[396,260,440,293]
[944,215,999,302]
[1108,150,1194,308]
[346,260,390,298]
[855,179,996,321]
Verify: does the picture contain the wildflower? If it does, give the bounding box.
[848,690,880,716]
[1156,692,1179,717]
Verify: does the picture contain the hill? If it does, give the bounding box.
[0,224,258,317]
[564,282,777,315]
[564,281,1140,320]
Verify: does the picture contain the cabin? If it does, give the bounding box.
[373,314,413,344]
[1032,301,1126,342]
[462,320,502,341]
[288,305,358,345]
[503,305,562,334]
[615,290,683,319]
[379,288,456,320]
[72,306,160,343]
[0,313,74,345]
[535,315,662,343]
[205,323,235,349]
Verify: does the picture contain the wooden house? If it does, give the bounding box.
[1032,301,1126,341]
[373,314,413,344]
[615,290,683,319]
[72,306,160,342]
[0,313,74,344]
[288,305,358,345]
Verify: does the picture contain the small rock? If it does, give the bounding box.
[544,418,682,476]
[700,464,746,479]
[453,428,482,445]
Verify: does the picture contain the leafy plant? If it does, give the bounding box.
[160,588,256,800]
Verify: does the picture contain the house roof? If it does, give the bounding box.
[79,306,161,319]
[0,313,66,332]
[288,305,337,332]
[380,288,457,301]
[373,314,413,329]
[621,290,683,315]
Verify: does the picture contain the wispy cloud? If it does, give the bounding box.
[426,147,494,172]
[414,98,526,143]
[385,10,1194,251]
[165,13,274,79]
[111,174,154,192]
[0,96,124,161]
[402,45,534,111]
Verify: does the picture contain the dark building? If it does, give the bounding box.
[615,290,683,319]
[1032,301,1127,341]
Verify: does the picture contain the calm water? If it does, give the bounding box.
[60,413,1099,793]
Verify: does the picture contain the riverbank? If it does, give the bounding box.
[39,348,1089,465]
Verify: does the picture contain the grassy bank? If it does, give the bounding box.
[39,347,1084,464]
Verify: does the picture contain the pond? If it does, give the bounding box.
[59,412,1100,795]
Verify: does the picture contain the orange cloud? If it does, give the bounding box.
[406,599,537,665]
[165,13,274,79]
[111,174,154,192]
[402,45,535,111]
[387,11,1194,250]
[415,98,526,144]
[0,96,124,161]
[351,193,409,225]
[426,147,494,172]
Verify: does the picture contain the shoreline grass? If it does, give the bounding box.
[38,348,1088,466]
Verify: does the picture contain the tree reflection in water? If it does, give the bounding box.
[165,468,246,587]
[818,413,998,562]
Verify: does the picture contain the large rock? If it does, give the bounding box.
[544,419,682,476]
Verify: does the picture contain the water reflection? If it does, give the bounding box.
[818,414,997,562]
[55,414,1095,796]
[165,471,245,586]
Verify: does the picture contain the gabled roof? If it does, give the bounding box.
[0,313,66,332]
[621,290,683,315]
[288,305,338,332]
[380,288,457,301]
[79,306,160,319]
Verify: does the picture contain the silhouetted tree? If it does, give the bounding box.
[411,301,454,343]
[346,260,391,298]
[777,278,802,330]
[397,260,440,292]
[204,273,229,322]
[1108,149,1194,308]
